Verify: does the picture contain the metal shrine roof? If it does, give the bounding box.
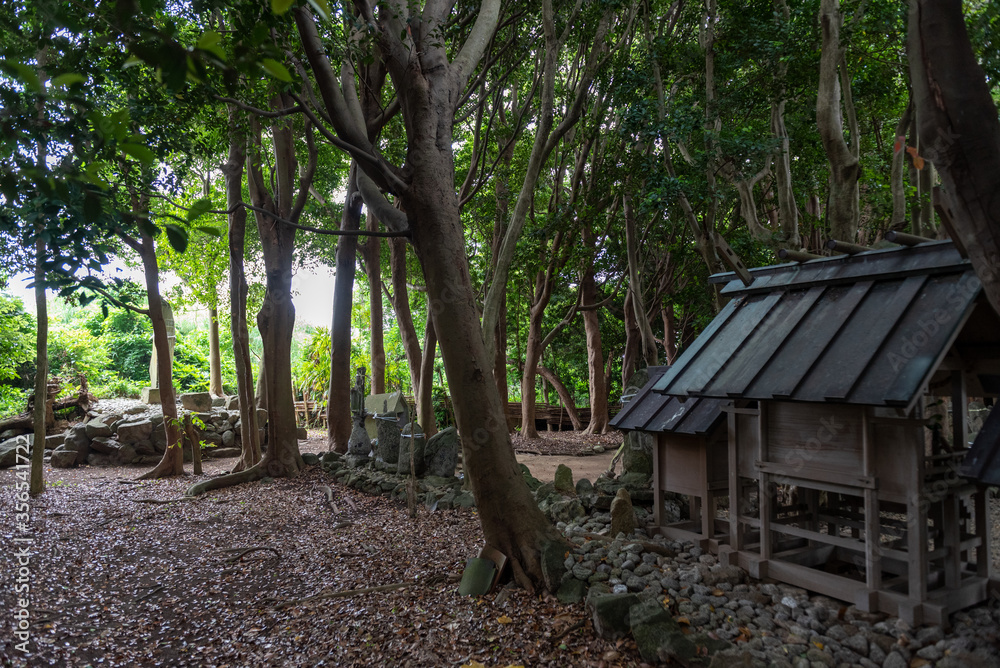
[610,367,727,435]
[652,241,982,409]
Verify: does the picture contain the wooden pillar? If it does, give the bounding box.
[952,371,968,449]
[728,411,743,551]
[975,486,991,578]
[653,435,663,528]
[758,404,771,560]
[863,409,881,594]
[907,441,928,610]
[943,494,961,588]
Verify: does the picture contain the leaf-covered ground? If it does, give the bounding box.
[1,437,645,667]
[511,430,623,457]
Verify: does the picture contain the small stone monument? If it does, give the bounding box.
[375,415,401,470]
[141,301,176,404]
[345,367,371,468]
[610,488,637,537]
[424,426,459,478]
[397,422,426,476]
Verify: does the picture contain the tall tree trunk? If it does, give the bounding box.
[222,116,260,472]
[417,310,437,438]
[388,237,422,395]
[137,232,184,480]
[250,101,306,476]
[366,211,385,394]
[817,0,862,243]
[580,261,609,435]
[909,0,1000,314]
[327,165,361,453]
[208,306,223,396]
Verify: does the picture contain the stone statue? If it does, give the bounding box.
[346,366,372,467]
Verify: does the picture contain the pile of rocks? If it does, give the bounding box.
[0,393,276,469]
[540,470,1000,668]
[320,450,476,510]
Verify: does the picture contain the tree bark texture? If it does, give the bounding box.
[909,0,1000,315]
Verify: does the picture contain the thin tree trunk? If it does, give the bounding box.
[137,233,184,480]
[327,165,361,453]
[366,211,385,394]
[890,100,914,229]
[622,290,640,388]
[388,237,422,395]
[536,365,582,431]
[909,0,1000,314]
[624,194,657,367]
[222,115,260,472]
[30,52,48,495]
[208,306,223,396]
[417,310,437,438]
[580,261,609,435]
[771,0,801,248]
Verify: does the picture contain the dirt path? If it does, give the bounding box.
[516,450,617,484]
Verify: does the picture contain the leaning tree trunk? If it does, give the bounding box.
[624,194,657,367]
[909,0,1000,315]
[137,233,184,480]
[222,117,261,472]
[406,147,562,590]
[327,165,362,453]
[537,365,582,431]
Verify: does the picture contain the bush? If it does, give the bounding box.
[47,327,112,386]
[0,385,26,418]
[0,293,34,383]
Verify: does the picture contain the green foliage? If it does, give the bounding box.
[0,293,35,383]
[294,326,331,401]
[0,385,26,418]
[85,307,153,381]
[47,327,112,384]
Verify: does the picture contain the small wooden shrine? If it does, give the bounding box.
[611,367,729,550]
[648,240,998,625]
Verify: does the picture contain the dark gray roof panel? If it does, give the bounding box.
[653,242,981,407]
[611,367,727,435]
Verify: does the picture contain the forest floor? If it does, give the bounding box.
[0,428,643,667]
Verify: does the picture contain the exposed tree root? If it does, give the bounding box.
[132,497,198,504]
[274,581,412,610]
[184,460,268,497]
[220,546,281,563]
[136,585,165,602]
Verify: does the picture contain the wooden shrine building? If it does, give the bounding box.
[646,240,998,625]
[611,367,729,549]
